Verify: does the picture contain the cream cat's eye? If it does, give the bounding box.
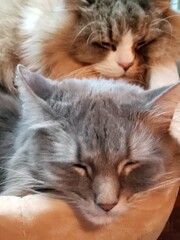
[135,41,147,50]
[93,41,116,51]
[136,38,156,50]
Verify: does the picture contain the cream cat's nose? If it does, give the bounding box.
[98,202,117,212]
[118,61,134,71]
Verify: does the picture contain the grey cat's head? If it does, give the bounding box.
[4,65,180,225]
[46,0,179,85]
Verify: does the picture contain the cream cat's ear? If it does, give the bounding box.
[155,0,170,11]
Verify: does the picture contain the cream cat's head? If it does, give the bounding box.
[21,0,180,86]
[3,66,180,225]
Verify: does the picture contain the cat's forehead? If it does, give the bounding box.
[77,102,164,163]
[80,1,158,26]
[49,79,165,163]
[75,0,163,42]
[52,78,143,103]
[83,0,152,13]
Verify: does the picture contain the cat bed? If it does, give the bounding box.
[0,183,179,240]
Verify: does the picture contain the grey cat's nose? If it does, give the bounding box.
[98,202,117,212]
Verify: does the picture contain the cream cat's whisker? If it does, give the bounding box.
[151,15,180,27]
[70,21,97,48]
[86,30,102,46]
[155,20,173,37]
[60,65,97,78]
[61,69,97,78]
[155,28,173,36]
[133,74,146,86]
[163,15,179,21]
[151,19,173,40]
[94,65,117,72]
[53,8,75,13]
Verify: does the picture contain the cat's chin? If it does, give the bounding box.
[82,210,126,226]
[85,214,114,225]
[81,201,128,226]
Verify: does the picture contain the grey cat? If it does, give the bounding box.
[0,65,179,225]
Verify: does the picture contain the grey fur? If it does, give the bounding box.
[0,66,179,225]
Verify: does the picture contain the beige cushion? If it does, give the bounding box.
[0,183,179,240]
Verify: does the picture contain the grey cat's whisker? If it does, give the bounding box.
[0,167,34,178]
[0,178,41,187]
[134,178,180,199]
[0,167,43,183]
[3,178,43,188]
[2,186,40,195]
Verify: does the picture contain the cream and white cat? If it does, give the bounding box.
[0,0,180,92]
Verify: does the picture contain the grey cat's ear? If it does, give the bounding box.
[16,65,55,102]
[15,65,56,121]
[146,83,180,142]
[149,83,180,117]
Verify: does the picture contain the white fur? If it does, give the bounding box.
[20,0,70,71]
[149,62,179,89]
[170,103,180,144]
[22,7,42,34]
